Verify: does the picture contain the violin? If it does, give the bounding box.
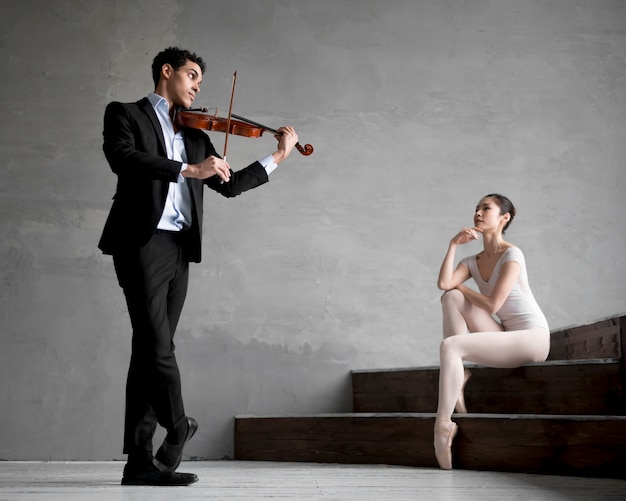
[174,108,314,156]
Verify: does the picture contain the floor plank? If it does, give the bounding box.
[0,461,625,500]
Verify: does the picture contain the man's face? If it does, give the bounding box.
[163,60,203,109]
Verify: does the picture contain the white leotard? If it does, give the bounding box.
[460,247,549,331]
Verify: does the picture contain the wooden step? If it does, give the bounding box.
[352,358,625,415]
[234,413,626,480]
[547,315,624,361]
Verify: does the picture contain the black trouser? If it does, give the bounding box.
[113,231,189,457]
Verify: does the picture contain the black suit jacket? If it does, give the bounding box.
[98,97,269,262]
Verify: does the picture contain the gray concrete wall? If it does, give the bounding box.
[1,0,624,461]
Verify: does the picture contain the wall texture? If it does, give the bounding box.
[1,0,625,461]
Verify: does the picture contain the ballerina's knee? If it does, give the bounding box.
[441,288,464,307]
[439,336,461,360]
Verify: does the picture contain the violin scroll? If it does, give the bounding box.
[295,143,314,156]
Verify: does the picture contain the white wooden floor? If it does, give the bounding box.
[1,461,625,500]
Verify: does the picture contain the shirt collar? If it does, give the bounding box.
[147,92,169,112]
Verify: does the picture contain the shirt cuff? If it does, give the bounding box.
[258,154,278,175]
[178,163,188,182]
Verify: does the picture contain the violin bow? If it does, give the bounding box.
[223,71,237,161]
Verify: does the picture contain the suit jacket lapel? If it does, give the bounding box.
[183,133,198,163]
[138,97,167,155]
[182,134,204,210]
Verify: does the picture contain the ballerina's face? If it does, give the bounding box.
[474,197,509,232]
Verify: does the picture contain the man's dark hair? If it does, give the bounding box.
[151,47,206,87]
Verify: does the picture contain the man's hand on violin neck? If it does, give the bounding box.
[184,156,231,182]
[272,126,298,164]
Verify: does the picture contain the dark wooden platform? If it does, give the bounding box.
[235,413,626,479]
[352,358,625,415]
[235,314,626,479]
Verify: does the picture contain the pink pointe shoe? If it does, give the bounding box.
[434,420,458,470]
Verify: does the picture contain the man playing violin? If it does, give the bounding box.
[99,47,299,486]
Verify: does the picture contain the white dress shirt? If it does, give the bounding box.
[148,93,277,231]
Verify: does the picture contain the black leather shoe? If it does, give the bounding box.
[155,416,198,471]
[121,458,198,486]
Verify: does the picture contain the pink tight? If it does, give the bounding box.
[436,289,550,419]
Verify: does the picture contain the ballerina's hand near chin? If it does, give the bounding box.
[451,226,483,246]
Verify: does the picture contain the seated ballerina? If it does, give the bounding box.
[434,193,550,470]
